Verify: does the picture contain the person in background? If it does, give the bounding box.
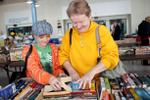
[137,16,150,65]
[4,37,16,50]
[59,0,119,89]
[22,20,64,90]
[111,21,121,40]
[137,16,150,46]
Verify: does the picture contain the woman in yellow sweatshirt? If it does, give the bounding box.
[59,0,119,89]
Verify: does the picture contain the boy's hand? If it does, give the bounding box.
[49,76,61,91]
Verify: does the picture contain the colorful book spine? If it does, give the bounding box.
[129,88,141,100]
[99,77,106,100]
[101,90,110,100]
[127,76,136,88]
[14,86,32,100]
[118,91,126,100]
[114,92,120,100]
[121,76,131,88]
[91,80,96,91]
[129,73,142,87]
[144,88,150,96]
[122,88,134,99]
[0,83,16,99]
[109,94,115,100]
[109,79,120,93]
[116,77,126,88]
[10,81,28,99]
[95,79,101,100]
[104,77,111,93]
[143,76,150,86]
[139,76,149,88]
[27,89,41,100]
[133,73,145,88]
[147,75,150,80]
[134,88,150,100]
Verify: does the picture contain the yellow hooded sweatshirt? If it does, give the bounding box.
[59,21,119,77]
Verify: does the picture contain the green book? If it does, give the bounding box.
[104,77,111,93]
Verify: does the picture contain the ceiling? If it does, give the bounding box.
[0,0,29,5]
[0,0,121,5]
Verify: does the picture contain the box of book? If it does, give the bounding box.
[9,47,23,61]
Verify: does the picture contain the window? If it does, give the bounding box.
[63,14,131,40]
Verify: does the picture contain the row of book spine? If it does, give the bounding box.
[97,73,150,100]
[0,79,43,100]
[13,81,43,100]
[0,79,29,99]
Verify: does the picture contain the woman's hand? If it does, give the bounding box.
[76,70,95,89]
[49,76,61,91]
[77,63,107,89]
[63,61,80,81]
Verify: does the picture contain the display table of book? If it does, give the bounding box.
[120,54,150,61]
[1,73,150,100]
[119,46,150,61]
[97,73,150,100]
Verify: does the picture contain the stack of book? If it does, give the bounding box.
[135,46,150,55]
[43,77,97,99]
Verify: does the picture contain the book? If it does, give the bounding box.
[127,76,136,88]
[43,91,71,97]
[99,77,106,100]
[101,90,110,100]
[104,77,111,93]
[109,79,120,93]
[134,88,150,100]
[129,73,142,87]
[129,88,141,100]
[116,77,126,88]
[114,92,120,100]
[118,91,126,100]
[138,76,149,88]
[122,88,134,99]
[14,86,32,100]
[109,93,115,100]
[145,88,150,96]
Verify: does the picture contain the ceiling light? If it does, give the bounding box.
[35,3,40,7]
[26,0,33,4]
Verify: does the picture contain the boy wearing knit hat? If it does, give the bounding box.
[22,20,64,90]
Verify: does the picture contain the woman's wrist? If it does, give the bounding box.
[69,70,77,76]
[63,60,77,75]
[92,62,107,75]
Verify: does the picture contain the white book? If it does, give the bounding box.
[99,77,106,100]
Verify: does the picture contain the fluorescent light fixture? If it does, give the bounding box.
[35,3,40,7]
[26,0,33,4]
[26,0,40,7]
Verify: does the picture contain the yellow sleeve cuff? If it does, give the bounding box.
[101,59,111,70]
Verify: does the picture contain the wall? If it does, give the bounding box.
[62,0,131,19]
[0,0,64,36]
[37,0,63,35]
[0,2,32,36]
[0,0,150,37]
[131,0,150,33]
[0,6,6,36]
